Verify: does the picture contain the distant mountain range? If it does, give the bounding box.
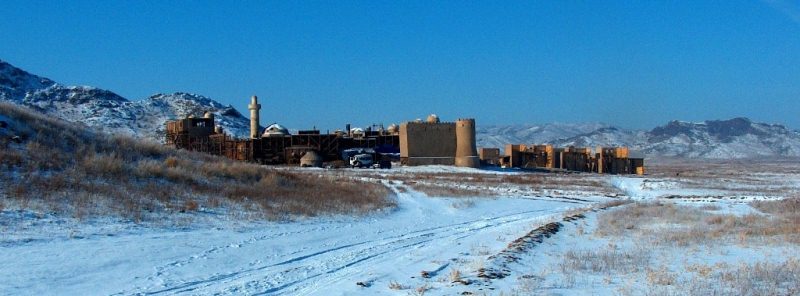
[0,59,251,141]
[477,118,800,159]
[2,59,799,159]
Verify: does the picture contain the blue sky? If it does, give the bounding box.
[2,1,799,130]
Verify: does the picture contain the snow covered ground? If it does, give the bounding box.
[488,202,799,295]
[1,164,798,295]
[0,179,605,295]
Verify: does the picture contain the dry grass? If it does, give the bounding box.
[752,197,800,216]
[411,183,487,197]
[448,268,462,283]
[450,199,476,209]
[0,102,394,222]
[514,274,544,294]
[647,157,800,177]
[596,200,800,245]
[595,199,633,209]
[412,284,430,296]
[382,171,620,197]
[676,259,800,296]
[645,266,677,286]
[645,158,800,198]
[559,244,650,275]
[524,198,800,295]
[592,199,800,294]
[387,280,406,290]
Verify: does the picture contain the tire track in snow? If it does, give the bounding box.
[138,207,553,295]
[287,213,563,296]
[131,182,578,295]
[115,225,328,295]
[217,209,551,295]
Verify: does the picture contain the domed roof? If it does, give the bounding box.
[426,114,440,123]
[387,124,399,133]
[301,150,323,160]
[262,123,289,137]
[300,150,323,167]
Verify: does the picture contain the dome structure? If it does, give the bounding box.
[387,124,399,134]
[426,114,440,123]
[350,127,365,138]
[262,123,289,137]
[300,150,323,167]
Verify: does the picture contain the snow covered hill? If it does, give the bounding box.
[641,118,800,158]
[0,59,251,141]
[476,122,610,149]
[477,118,800,159]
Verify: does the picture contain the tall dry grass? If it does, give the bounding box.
[545,200,800,295]
[559,244,650,275]
[0,102,393,222]
[596,200,800,245]
[645,158,800,198]
[379,171,619,198]
[678,258,800,296]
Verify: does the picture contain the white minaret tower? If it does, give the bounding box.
[248,95,261,139]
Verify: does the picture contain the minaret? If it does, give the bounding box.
[248,95,261,139]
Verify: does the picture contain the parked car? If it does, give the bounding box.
[349,153,374,168]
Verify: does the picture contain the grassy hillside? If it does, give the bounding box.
[0,102,393,222]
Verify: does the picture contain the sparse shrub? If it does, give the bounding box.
[81,153,126,178]
[0,150,23,168]
[472,243,491,256]
[516,274,543,293]
[699,204,721,211]
[184,200,199,212]
[685,263,715,278]
[596,199,632,209]
[646,267,677,286]
[450,199,475,209]
[413,284,430,296]
[387,280,406,290]
[559,245,650,274]
[164,156,178,168]
[449,268,462,283]
[411,183,485,197]
[752,197,800,217]
[6,181,27,198]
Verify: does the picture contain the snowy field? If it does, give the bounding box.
[1,178,603,295]
[1,162,799,295]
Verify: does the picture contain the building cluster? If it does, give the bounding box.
[165,96,643,174]
[478,144,645,175]
[165,96,481,168]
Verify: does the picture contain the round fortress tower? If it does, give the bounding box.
[248,95,261,139]
[455,118,480,168]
